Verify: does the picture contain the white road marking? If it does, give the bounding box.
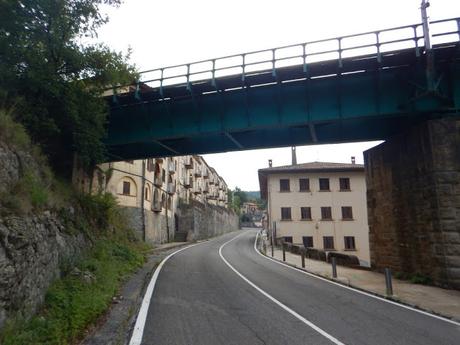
[253,231,460,327]
[128,242,203,345]
[219,232,345,345]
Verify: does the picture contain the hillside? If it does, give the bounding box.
[245,191,261,200]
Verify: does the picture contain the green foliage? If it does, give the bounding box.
[76,192,119,234]
[22,171,49,209]
[0,109,30,149]
[393,271,433,286]
[409,272,433,285]
[0,0,138,174]
[233,187,248,204]
[228,187,267,212]
[0,240,146,345]
[240,213,252,222]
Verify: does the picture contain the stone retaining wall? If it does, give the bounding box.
[364,118,460,289]
[178,200,239,241]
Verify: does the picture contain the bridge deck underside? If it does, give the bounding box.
[106,44,460,160]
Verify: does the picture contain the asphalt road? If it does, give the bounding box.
[138,229,460,345]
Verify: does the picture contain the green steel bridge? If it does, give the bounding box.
[106,18,460,160]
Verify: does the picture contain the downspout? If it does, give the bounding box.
[141,160,146,242]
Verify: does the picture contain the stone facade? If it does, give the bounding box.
[365,118,460,288]
[73,155,234,245]
[178,200,239,241]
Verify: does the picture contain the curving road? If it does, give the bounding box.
[135,229,460,345]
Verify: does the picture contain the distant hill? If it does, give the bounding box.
[245,191,260,200]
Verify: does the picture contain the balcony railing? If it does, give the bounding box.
[153,176,163,187]
[167,183,176,195]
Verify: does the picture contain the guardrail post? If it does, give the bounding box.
[384,268,393,296]
[301,248,305,268]
[282,243,286,262]
[331,257,337,278]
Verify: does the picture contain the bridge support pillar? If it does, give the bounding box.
[364,117,460,289]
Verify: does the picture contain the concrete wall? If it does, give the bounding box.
[266,171,370,266]
[365,118,460,288]
[178,200,239,241]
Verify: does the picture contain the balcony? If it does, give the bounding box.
[154,176,162,187]
[183,174,192,188]
[202,183,209,194]
[167,161,175,174]
[184,156,193,169]
[167,183,176,195]
[193,185,201,194]
[152,200,161,212]
[207,191,218,200]
[202,169,209,179]
[194,169,202,177]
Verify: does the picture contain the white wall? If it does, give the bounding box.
[267,171,370,266]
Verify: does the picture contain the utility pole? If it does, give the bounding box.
[421,0,434,90]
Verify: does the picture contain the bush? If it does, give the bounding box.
[22,172,49,209]
[0,110,30,150]
[409,272,433,285]
[77,193,119,234]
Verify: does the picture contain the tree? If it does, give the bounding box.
[0,0,137,175]
[233,187,248,204]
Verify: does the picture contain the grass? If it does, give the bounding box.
[0,110,151,344]
[0,240,147,345]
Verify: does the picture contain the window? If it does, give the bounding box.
[162,168,166,182]
[284,236,293,243]
[299,178,310,191]
[122,181,130,195]
[321,207,332,220]
[281,207,292,220]
[303,236,314,248]
[319,178,330,191]
[300,207,312,220]
[342,207,353,220]
[144,186,150,201]
[339,177,351,191]
[280,179,290,192]
[323,236,335,250]
[344,236,356,250]
[152,189,160,211]
[147,159,155,172]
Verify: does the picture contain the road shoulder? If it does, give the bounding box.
[81,241,190,345]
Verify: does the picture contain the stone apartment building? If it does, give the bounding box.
[259,158,371,266]
[73,155,235,244]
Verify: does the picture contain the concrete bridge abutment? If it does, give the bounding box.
[364,117,460,289]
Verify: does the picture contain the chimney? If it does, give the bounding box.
[291,146,297,165]
[268,159,272,168]
[351,156,356,164]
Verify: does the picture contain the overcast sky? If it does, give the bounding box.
[96,0,460,190]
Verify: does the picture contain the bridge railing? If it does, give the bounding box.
[117,17,460,95]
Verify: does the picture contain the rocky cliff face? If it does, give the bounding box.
[0,141,88,330]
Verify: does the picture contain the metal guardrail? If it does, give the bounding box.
[120,18,460,95]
